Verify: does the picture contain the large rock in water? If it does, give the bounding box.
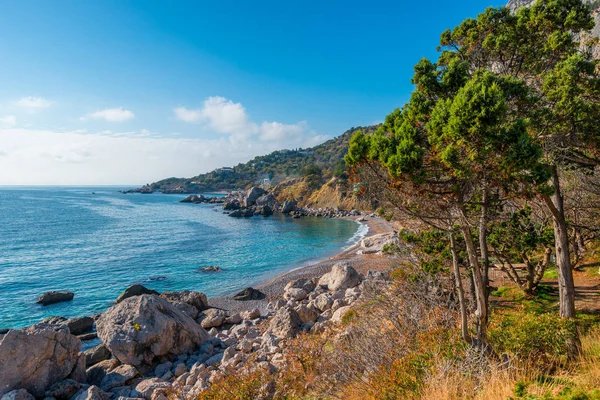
[37,291,74,306]
[0,324,84,397]
[281,200,297,214]
[115,284,159,303]
[243,187,266,207]
[318,263,361,291]
[96,295,210,368]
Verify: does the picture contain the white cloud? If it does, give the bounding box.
[81,107,135,122]
[15,96,53,110]
[0,115,17,128]
[174,96,323,145]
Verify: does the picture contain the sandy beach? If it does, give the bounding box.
[208,216,396,314]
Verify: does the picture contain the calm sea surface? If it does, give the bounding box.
[0,187,364,329]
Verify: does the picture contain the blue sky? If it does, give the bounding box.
[0,0,504,185]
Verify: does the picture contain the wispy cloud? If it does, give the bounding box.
[81,107,135,122]
[15,96,53,110]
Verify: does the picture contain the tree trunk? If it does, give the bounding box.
[542,166,580,358]
[479,187,491,325]
[458,202,489,350]
[542,167,576,318]
[450,232,471,344]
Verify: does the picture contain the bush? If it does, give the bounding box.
[489,313,578,365]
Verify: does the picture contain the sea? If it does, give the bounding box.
[0,187,366,330]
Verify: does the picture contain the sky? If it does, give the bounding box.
[0,0,505,185]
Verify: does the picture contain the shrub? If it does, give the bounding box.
[489,313,578,365]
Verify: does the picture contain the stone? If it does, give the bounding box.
[154,362,172,378]
[116,285,159,303]
[84,345,112,368]
[243,187,266,207]
[44,379,81,400]
[255,193,277,208]
[198,266,221,272]
[295,305,319,324]
[0,390,35,400]
[132,378,170,400]
[100,365,139,391]
[197,308,226,329]
[172,302,199,320]
[0,324,83,398]
[241,308,260,320]
[360,232,399,254]
[284,278,316,294]
[36,291,74,306]
[281,200,297,214]
[173,363,187,377]
[204,353,223,367]
[66,317,95,335]
[86,359,120,387]
[268,307,302,339]
[283,288,308,301]
[331,306,353,324]
[159,290,208,311]
[232,287,265,301]
[318,263,361,291]
[313,293,334,312]
[96,295,210,368]
[72,385,111,400]
[224,313,242,325]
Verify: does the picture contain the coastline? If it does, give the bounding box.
[208,215,395,314]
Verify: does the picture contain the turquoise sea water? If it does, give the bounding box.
[0,187,364,329]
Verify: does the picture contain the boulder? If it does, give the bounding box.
[84,344,112,367]
[281,200,297,214]
[96,295,210,368]
[360,232,399,254]
[198,266,221,272]
[36,291,74,306]
[72,386,111,400]
[132,378,170,400]
[295,305,319,324]
[232,287,265,301]
[171,302,199,319]
[331,306,353,324]
[100,365,139,391]
[0,324,83,397]
[0,390,35,400]
[255,193,277,208]
[115,285,159,303]
[180,194,205,204]
[66,317,95,336]
[269,307,302,339]
[313,293,334,312]
[86,359,120,387]
[197,308,226,329]
[160,290,208,311]
[283,278,316,301]
[241,308,261,320]
[243,187,266,207]
[318,263,361,291]
[223,199,241,210]
[256,205,273,216]
[44,379,82,400]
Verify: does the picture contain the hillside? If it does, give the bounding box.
[128,125,378,194]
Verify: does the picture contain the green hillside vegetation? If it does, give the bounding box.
[134,125,377,193]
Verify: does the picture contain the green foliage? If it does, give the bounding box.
[489,313,578,364]
[399,228,460,274]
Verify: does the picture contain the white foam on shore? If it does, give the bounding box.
[343,220,369,250]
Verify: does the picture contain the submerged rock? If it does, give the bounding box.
[0,324,84,397]
[115,284,159,303]
[36,291,74,306]
[233,287,265,301]
[96,295,210,368]
[198,266,221,272]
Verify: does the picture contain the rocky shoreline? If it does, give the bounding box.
[0,216,398,400]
